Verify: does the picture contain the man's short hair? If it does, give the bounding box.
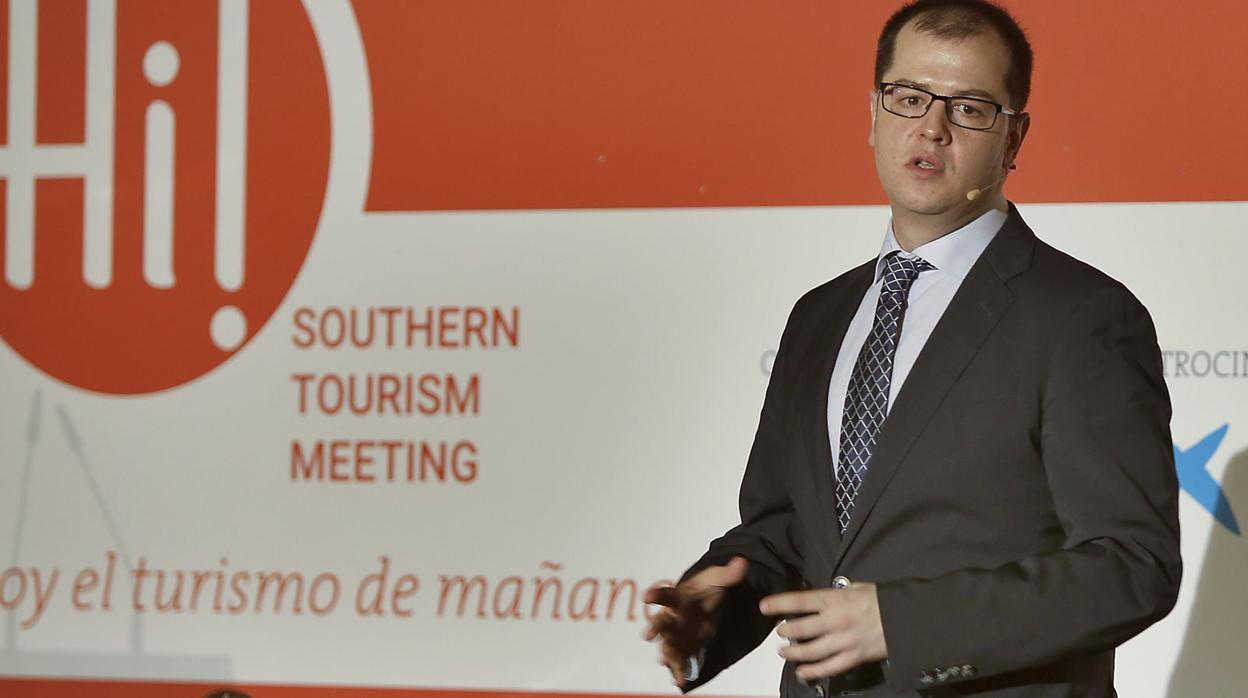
[874,0,1034,111]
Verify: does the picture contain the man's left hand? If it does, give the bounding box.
[759,582,888,681]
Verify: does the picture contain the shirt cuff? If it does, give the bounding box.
[683,647,707,683]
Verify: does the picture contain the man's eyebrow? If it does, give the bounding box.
[890,79,1002,103]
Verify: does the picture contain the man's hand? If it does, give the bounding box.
[760,582,887,682]
[642,556,749,688]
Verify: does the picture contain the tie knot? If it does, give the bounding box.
[880,252,934,294]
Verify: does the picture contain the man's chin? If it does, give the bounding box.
[890,193,965,218]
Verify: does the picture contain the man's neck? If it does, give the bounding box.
[891,195,1007,251]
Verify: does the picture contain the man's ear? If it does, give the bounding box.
[868,90,878,148]
[1005,111,1030,168]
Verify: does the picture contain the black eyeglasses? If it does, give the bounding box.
[878,82,1018,131]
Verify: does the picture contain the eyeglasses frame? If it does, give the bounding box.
[877,81,1021,131]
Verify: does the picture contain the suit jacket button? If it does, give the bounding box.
[831,575,851,589]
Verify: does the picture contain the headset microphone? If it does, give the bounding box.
[965,180,999,201]
[966,164,1017,201]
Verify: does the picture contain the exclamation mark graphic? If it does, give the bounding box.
[141,40,178,289]
[210,0,248,352]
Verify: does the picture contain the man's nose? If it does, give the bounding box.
[918,99,952,142]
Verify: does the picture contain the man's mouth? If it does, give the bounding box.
[908,155,945,174]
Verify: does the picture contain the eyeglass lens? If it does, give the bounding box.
[882,85,999,130]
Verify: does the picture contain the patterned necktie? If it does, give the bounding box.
[836,251,934,534]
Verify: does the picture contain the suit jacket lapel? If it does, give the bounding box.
[831,209,1038,572]
[800,260,874,565]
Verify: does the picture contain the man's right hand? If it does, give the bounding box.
[642,556,750,688]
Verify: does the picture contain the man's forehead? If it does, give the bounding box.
[885,24,1010,101]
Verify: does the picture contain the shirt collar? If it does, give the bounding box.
[875,207,1008,283]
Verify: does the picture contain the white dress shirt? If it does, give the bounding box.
[827,208,1007,476]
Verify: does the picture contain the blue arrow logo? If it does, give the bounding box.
[1174,424,1240,535]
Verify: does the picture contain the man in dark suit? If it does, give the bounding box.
[642,1,1181,696]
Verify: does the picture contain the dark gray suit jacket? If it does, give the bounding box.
[681,205,1181,697]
